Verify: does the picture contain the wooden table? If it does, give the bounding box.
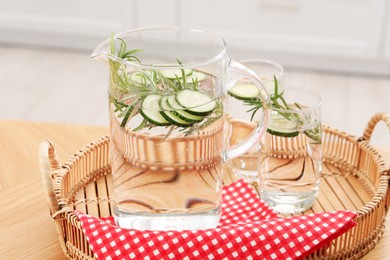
[0,120,389,259]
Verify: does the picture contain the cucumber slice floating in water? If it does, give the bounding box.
[176,89,216,116]
[139,94,170,126]
[173,110,204,123]
[159,95,193,127]
[160,110,192,127]
[166,95,184,110]
[166,95,204,123]
[159,95,172,111]
[228,83,260,101]
[267,113,300,137]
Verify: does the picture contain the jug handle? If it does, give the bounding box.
[223,60,270,161]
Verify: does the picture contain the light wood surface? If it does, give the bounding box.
[0,120,107,259]
[0,120,389,259]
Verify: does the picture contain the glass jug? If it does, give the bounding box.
[92,27,269,230]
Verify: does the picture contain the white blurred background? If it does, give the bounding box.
[0,0,389,145]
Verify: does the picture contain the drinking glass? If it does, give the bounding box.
[241,59,284,93]
[92,27,268,230]
[258,88,322,214]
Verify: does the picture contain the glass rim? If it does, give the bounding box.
[270,88,321,113]
[240,58,284,78]
[91,26,228,70]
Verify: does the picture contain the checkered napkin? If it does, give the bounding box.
[76,179,357,260]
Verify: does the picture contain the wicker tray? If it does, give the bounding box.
[39,112,390,259]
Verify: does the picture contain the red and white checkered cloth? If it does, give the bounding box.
[76,179,357,260]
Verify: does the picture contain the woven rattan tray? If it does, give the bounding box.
[39,112,390,259]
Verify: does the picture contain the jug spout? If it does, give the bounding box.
[91,37,113,63]
[91,33,143,66]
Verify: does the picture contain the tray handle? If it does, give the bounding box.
[361,112,390,213]
[362,112,390,141]
[38,140,68,256]
[39,140,62,214]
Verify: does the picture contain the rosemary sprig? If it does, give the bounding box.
[111,32,143,62]
[120,99,141,128]
[178,59,187,88]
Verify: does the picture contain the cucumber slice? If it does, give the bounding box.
[160,111,193,127]
[159,95,204,124]
[228,83,260,101]
[139,94,170,126]
[159,95,192,127]
[165,95,204,123]
[160,69,193,79]
[159,95,172,111]
[173,110,204,123]
[267,113,300,137]
[176,89,216,116]
[166,95,184,110]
